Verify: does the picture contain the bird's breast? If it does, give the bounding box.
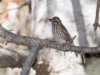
[52,25,66,44]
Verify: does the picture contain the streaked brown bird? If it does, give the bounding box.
[49,16,76,55]
[49,16,86,63]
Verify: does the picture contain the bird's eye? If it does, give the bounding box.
[53,18,55,20]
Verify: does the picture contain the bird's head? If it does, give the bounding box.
[49,16,61,23]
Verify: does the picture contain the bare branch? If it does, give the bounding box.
[0,25,38,47]
[0,48,29,68]
[20,43,41,75]
[93,0,100,42]
[0,25,100,53]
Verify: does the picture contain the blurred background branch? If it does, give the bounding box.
[0,48,29,68]
[0,0,31,14]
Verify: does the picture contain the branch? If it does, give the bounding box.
[20,44,41,75]
[0,25,100,53]
[0,48,29,68]
[93,0,100,42]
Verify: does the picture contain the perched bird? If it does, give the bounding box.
[49,16,76,56]
[49,16,86,63]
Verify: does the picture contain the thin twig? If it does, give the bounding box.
[93,0,100,42]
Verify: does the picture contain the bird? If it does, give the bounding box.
[49,16,76,56]
[49,16,86,63]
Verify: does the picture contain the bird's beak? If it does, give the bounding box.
[49,19,52,21]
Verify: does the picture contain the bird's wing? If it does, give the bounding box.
[60,24,73,43]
